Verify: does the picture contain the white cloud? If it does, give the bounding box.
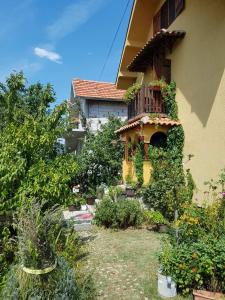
[47,0,105,40]
[34,47,62,64]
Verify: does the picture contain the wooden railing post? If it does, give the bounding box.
[127,85,165,120]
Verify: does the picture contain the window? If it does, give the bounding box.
[153,0,185,34]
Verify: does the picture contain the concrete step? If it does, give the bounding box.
[74,223,92,232]
[74,219,92,225]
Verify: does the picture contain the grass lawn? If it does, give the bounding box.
[83,227,191,300]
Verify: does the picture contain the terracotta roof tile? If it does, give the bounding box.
[115,116,181,134]
[73,79,125,101]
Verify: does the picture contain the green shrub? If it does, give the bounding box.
[17,201,60,270]
[142,147,193,220]
[1,200,81,299]
[56,227,95,300]
[116,199,144,228]
[77,116,124,192]
[0,226,17,292]
[95,197,143,229]
[2,256,79,299]
[94,197,117,228]
[144,210,168,225]
[174,202,225,244]
[159,236,225,295]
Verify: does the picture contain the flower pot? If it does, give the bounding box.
[158,270,177,298]
[68,205,79,212]
[87,197,95,205]
[81,204,87,211]
[126,187,135,197]
[157,224,168,233]
[193,290,225,300]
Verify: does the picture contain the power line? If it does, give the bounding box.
[98,0,132,81]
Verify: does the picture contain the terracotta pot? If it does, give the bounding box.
[193,290,225,300]
[68,205,79,212]
[126,187,135,197]
[87,197,95,205]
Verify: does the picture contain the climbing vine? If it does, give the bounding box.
[123,83,141,104]
[142,81,195,220]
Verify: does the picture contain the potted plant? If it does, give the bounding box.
[158,243,177,298]
[96,184,105,200]
[85,188,96,205]
[67,196,81,211]
[145,210,168,232]
[125,178,136,197]
[193,290,225,300]
[67,196,87,211]
[158,269,177,298]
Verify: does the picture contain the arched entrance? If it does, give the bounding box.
[150,132,167,148]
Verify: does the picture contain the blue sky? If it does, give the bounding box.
[0,0,133,104]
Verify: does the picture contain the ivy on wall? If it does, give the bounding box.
[123,83,141,104]
[142,81,195,219]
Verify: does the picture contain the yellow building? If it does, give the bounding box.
[116,0,225,198]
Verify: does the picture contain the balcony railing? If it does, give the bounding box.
[128,85,166,120]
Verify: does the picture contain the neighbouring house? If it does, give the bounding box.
[65,79,127,153]
[115,0,225,198]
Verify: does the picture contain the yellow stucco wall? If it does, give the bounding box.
[139,0,225,200]
[121,124,169,185]
[169,0,225,200]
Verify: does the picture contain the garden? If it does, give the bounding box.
[0,72,225,300]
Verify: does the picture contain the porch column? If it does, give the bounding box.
[144,143,149,160]
[124,141,128,161]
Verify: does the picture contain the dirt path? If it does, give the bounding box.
[83,227,190,300]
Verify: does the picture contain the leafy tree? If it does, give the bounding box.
[76,117,124,191]
[0,72,77,211]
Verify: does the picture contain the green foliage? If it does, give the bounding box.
[144,210,168,225]
[2,256,79,299]
[0,226,17,291]
[56,227,85,268]
[142,147,192,220]
[162,81,178,120]
[123,83,141,104]
[159,236,225,295]
[108,186,124,202]
[1,200,82,299]
[159,195,225,295]
[77,117,124,192]
[116,199,144,228]
[0,72,78,211]
[142,81,194,220]
[17,155,78,208]
[17,200,60,269]
[95,197,144,229]
[133,141,144,186]
[175,201,225,244]
[94,197,117,228]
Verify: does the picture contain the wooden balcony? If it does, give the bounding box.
[128,85,166,120]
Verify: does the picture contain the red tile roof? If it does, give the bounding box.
[72,79,125,101]
[115,116,181,134]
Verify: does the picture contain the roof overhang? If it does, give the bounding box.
[115,115,181,134]
[128,29,186,72]
[116,0,160,90]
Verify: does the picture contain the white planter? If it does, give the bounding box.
[158,270,177,298]
[81,205,87,211]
